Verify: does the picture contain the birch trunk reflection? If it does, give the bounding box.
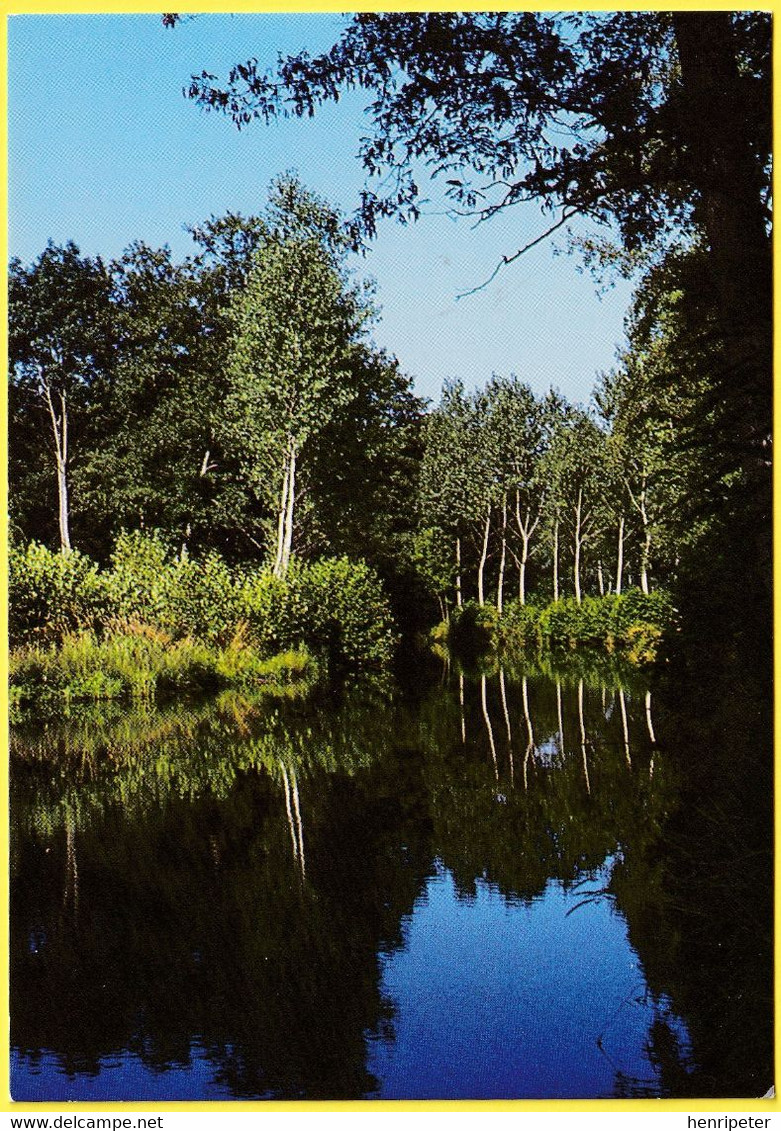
[578,679,591,796]
[481,675,499,781]
[498,669,514,787]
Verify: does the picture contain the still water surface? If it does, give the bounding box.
[10,656,771,1100]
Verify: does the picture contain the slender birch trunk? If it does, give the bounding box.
[477,505,491,606]
[280,442,297,575]
[273,455,290,577]
[574,489,583,604]
[44,383,71,553]
[627,473,651,594]
[455,535,463,608]
[496,494,507,613]
[615,516,625,596]
[640,526,651,595]
[553,518,560,601]
[514,491,540,605]
[518,539,528,604]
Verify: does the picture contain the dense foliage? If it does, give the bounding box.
[173,10,770,660]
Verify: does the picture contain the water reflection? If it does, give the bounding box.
[10,657,770,1100]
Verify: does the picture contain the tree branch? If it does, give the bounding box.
[457,207,581,298]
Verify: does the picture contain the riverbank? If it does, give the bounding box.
[10,630,315,714]
[10,533,396,710]
[435,589,674,665]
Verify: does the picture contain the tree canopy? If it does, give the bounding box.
[171,9,771,642]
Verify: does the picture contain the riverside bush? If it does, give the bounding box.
[9,541,109,646]
[494,588,674,662]
[107,531,241,643]
[446,601,498,654]
[10,535,397,708]
[240,556,396,669]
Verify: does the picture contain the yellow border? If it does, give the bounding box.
[1,1,777,1117]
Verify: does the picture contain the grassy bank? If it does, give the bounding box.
[10,532,396,709]
[10,628,313,713]
[436,589,675,665]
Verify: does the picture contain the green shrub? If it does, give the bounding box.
[499,587,673,662]
[446,601,497,654]
[11,535,397,699]
[9,541,109,646]
[496,601,543,647]
[241,557,396,669]
[106,531,241,642]
[291,557,396,668]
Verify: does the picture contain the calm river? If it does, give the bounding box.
[10,653,772,1100]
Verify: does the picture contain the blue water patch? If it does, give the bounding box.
[11,1046,236,1103]
[366,858,692,1099]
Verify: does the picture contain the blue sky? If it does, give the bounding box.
[9,12,635,406]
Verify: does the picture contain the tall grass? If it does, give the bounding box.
[10,627,315,712]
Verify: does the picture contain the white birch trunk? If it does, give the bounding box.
[574,489,583,604]
[615,516,625,596]
[44,384,71,554]
[477,505,491,606]
[273,456,290,577]
[455,535,463,608]
[279,441,297,576]
[640,527,651,595]
[496,495,507,613]
[513,491,539,605]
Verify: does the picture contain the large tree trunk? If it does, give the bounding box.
[673,13,772,616]
[673,13,772,419]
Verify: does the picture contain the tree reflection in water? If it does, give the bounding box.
[10,652,772,1100]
